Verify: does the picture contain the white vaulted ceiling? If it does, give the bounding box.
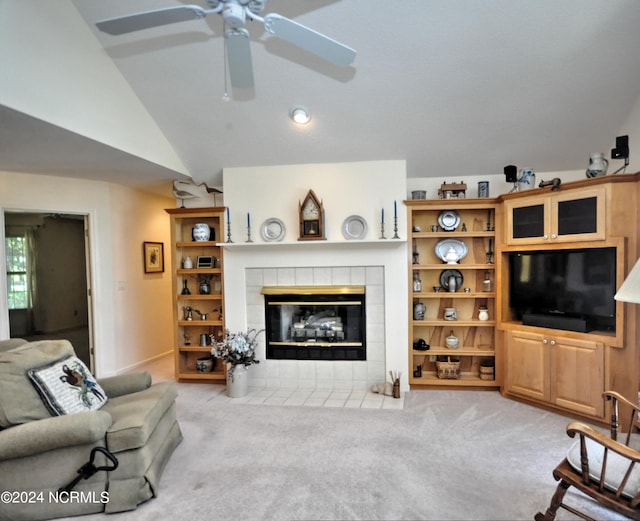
[2,0,640,193]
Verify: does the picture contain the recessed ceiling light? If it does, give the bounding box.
[290,106,311,125]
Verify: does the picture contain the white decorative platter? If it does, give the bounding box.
[435,239,468,264]
[261,218,286,242]
[438,210,461,231]
[342,215,368,240]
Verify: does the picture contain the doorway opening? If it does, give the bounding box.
[4,212,93,369]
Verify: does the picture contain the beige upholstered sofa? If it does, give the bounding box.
[0,339,182,520]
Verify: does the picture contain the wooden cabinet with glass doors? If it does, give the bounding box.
[166,207,226,381]
[504,186,607,246]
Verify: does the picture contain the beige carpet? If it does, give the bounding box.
[57,383,626,521]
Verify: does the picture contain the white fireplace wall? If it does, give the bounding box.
[222,160,409,391]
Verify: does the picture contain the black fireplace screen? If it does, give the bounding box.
[261,286,366,361]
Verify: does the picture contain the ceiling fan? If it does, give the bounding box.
[95,0,356,89]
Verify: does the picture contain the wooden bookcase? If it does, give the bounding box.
[406,198,500,388]
[166,207,226,381]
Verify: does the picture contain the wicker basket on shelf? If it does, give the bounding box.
[479,358,495,380]
[436,356,461,379]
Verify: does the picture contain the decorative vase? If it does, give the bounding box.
[199,279,211,294]
[226,365,249,398]
[517,169,536,191]
[445,330,459,349]
[412,272,422,292]
[192,223,211,242]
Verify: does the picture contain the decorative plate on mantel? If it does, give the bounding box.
[342,215,368,240]
[261,218,286,242]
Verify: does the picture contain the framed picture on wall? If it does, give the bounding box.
[143,242,164,273]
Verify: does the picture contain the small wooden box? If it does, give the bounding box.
[438,182,467,199]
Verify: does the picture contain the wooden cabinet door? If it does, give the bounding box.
[505,330,550,401]
[505,196,550,246]
[551,336,605,418]
[550,187,606,243]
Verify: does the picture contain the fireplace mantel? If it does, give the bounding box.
[219,240,406,248]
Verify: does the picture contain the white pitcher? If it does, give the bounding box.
[586,153,608,178]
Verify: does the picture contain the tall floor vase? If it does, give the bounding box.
[226,365,248,398]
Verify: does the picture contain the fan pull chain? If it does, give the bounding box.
[222,20,230,102]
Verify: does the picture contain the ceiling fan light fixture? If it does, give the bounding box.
[290,106,311,125]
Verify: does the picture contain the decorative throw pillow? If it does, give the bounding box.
[28,355,108,415]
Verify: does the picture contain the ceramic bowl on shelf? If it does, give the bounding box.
[196,356,215,373]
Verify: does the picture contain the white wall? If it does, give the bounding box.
[0,171,174,377]
[222,160,410,390]
[0,1,187,175]
[108,184,175,372]
[619,95,640,174]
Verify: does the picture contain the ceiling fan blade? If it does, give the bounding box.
[96,5,209,35]
[263,13,356,67]
[226,29,254,88]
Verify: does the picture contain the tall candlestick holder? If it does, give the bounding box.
[245,225,253,243]
[392,216,400,239]
[379,220,387,239]
[225,220,233,243]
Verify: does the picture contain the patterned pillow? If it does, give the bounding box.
[28,355,108,415]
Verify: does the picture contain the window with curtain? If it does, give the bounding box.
[6,236,29,309]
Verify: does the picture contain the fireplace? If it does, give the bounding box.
[262,286,366,361]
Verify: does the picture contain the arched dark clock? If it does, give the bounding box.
[298,189,326,240]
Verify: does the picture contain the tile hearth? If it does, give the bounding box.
[135,354,404,410]
[210,386,405,409]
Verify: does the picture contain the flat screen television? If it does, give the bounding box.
[509,247,617,332]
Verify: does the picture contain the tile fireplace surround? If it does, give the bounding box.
[244,266,386,390]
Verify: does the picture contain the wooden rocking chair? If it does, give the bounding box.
[535,391,640,521]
